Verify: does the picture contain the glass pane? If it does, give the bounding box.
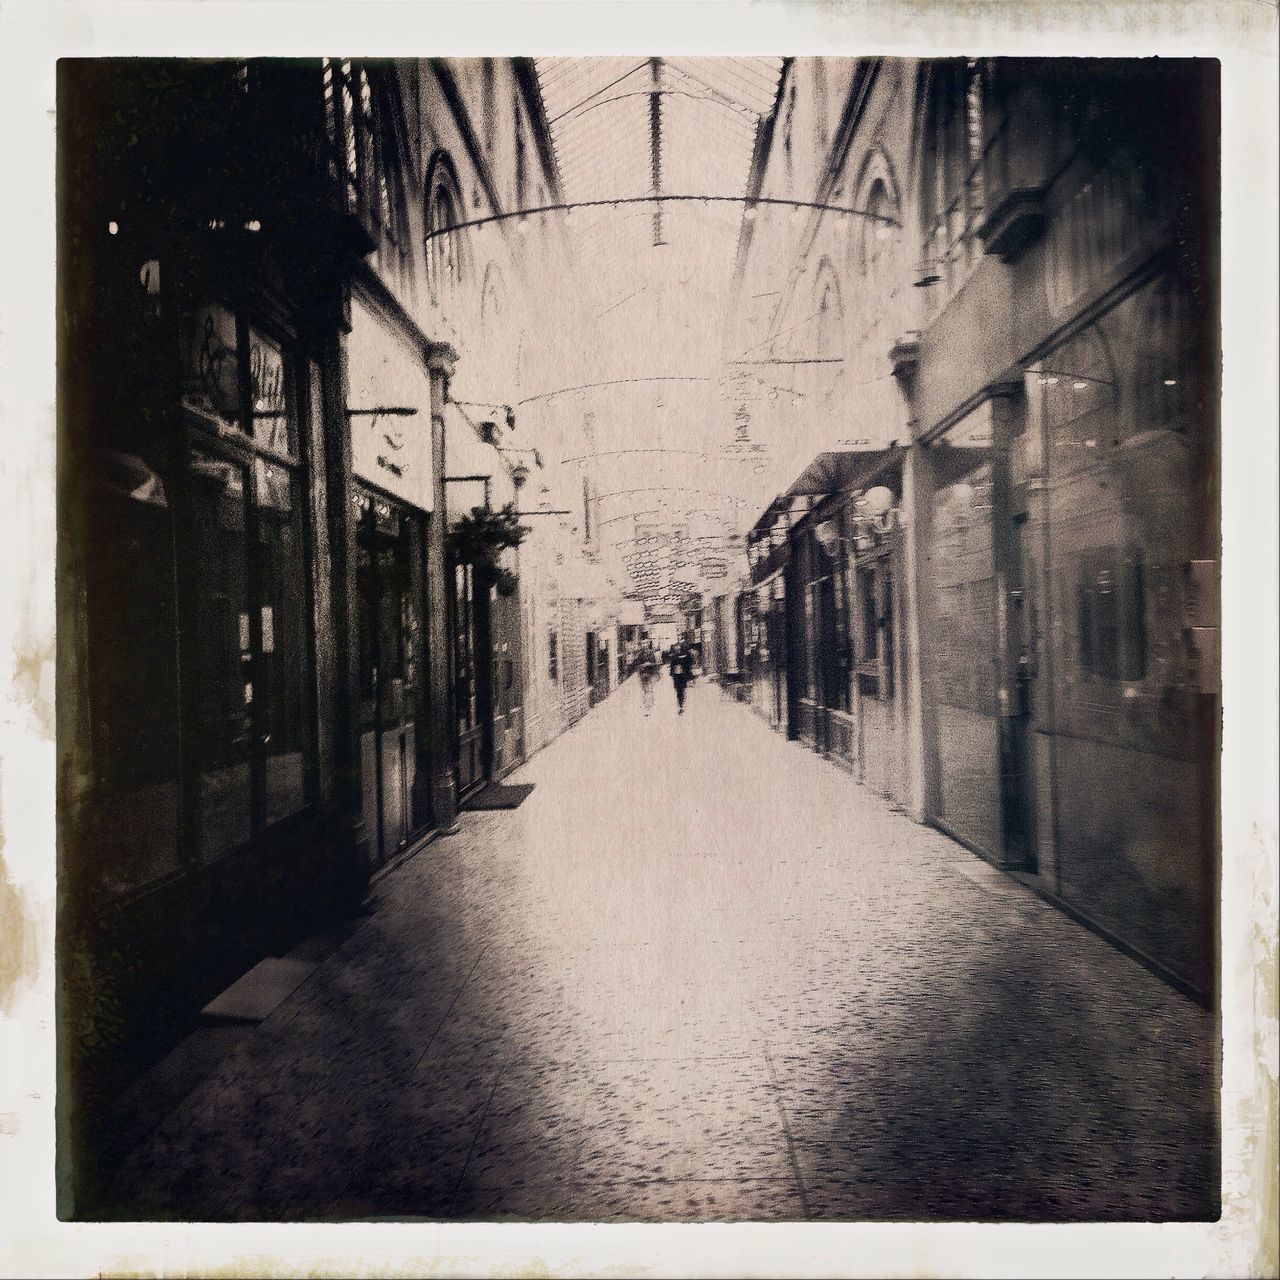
[187,447,252,860]
[248,328,292,455]
[86,451,182,895]
[254,457,313,826]
[927,415,1001,857]
[182,304,243,435]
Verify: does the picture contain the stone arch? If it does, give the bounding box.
[848,145,904,283]
[809,255,845,358]
[424,149,470,306]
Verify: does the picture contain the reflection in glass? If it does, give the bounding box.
[86,449,182,894]
[249,327,292,456]
[187,446,252,860]
[182,304,242,436]
[255,458,311,826]
[927,418,1001,857]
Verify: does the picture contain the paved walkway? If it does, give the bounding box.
[112,675,1218,1222]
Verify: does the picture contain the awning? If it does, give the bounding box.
[781,446,903,500]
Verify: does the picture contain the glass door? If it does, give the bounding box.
[356,489,429,866]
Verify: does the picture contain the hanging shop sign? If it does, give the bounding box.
[346,297,434,510]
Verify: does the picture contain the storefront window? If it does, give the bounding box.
[1077,547,1148,682]
[249,328,292,456]
[182,307,317,859]
[255,457,313,826]
[182,303,242,436]
[85,448,183,894]
[187,446,253,861]
[854,560,894,701]
[926,405,1001,857]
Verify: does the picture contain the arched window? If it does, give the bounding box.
[426,161,466,306]
[811,266,843,362]
[920,58,987,307]
[858,177,898,286]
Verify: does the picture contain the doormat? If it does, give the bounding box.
[200,956,319,1024]
[463,782,536,811]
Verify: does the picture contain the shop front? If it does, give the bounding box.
[180,314,320,877]
[64,268,352,1103]
[442,407,527,796]
[772,451,909,784]
[749,575,788,731]
[921,399,1007,863]
[1022,265,1218,995]
[790,509,855,765]
[346,294,437,868]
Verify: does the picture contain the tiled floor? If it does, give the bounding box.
[107,676,1219,1222]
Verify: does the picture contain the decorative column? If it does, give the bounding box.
[426,340,460,834]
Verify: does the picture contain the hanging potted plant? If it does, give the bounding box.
[446,501,530,597]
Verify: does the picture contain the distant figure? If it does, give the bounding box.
[668,642,694,715]
[638,642,660,714]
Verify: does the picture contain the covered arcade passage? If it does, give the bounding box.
[109,679,1217,1220]
[55,54,1224,1230]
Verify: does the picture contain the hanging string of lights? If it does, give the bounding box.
[559,447,711,465]
[517,375,709,406]
[423,193,902,242]
[596,486,752,507]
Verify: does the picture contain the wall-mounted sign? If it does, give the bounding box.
[347,297,434,511]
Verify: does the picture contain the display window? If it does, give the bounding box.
[180,306,318,864]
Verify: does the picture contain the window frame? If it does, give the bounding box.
[324,59,407,262]
[177,303,322,842]
[921,58,988,312]
[426,159,467,307]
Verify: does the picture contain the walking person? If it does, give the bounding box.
[638,641,659,714]
[668,640,693,715]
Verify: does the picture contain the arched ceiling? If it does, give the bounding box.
[533,58,785,612]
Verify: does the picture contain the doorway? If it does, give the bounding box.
[453,560,492,798]
[355,487,430,868]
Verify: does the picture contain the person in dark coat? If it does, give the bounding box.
[668,641,693,714]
